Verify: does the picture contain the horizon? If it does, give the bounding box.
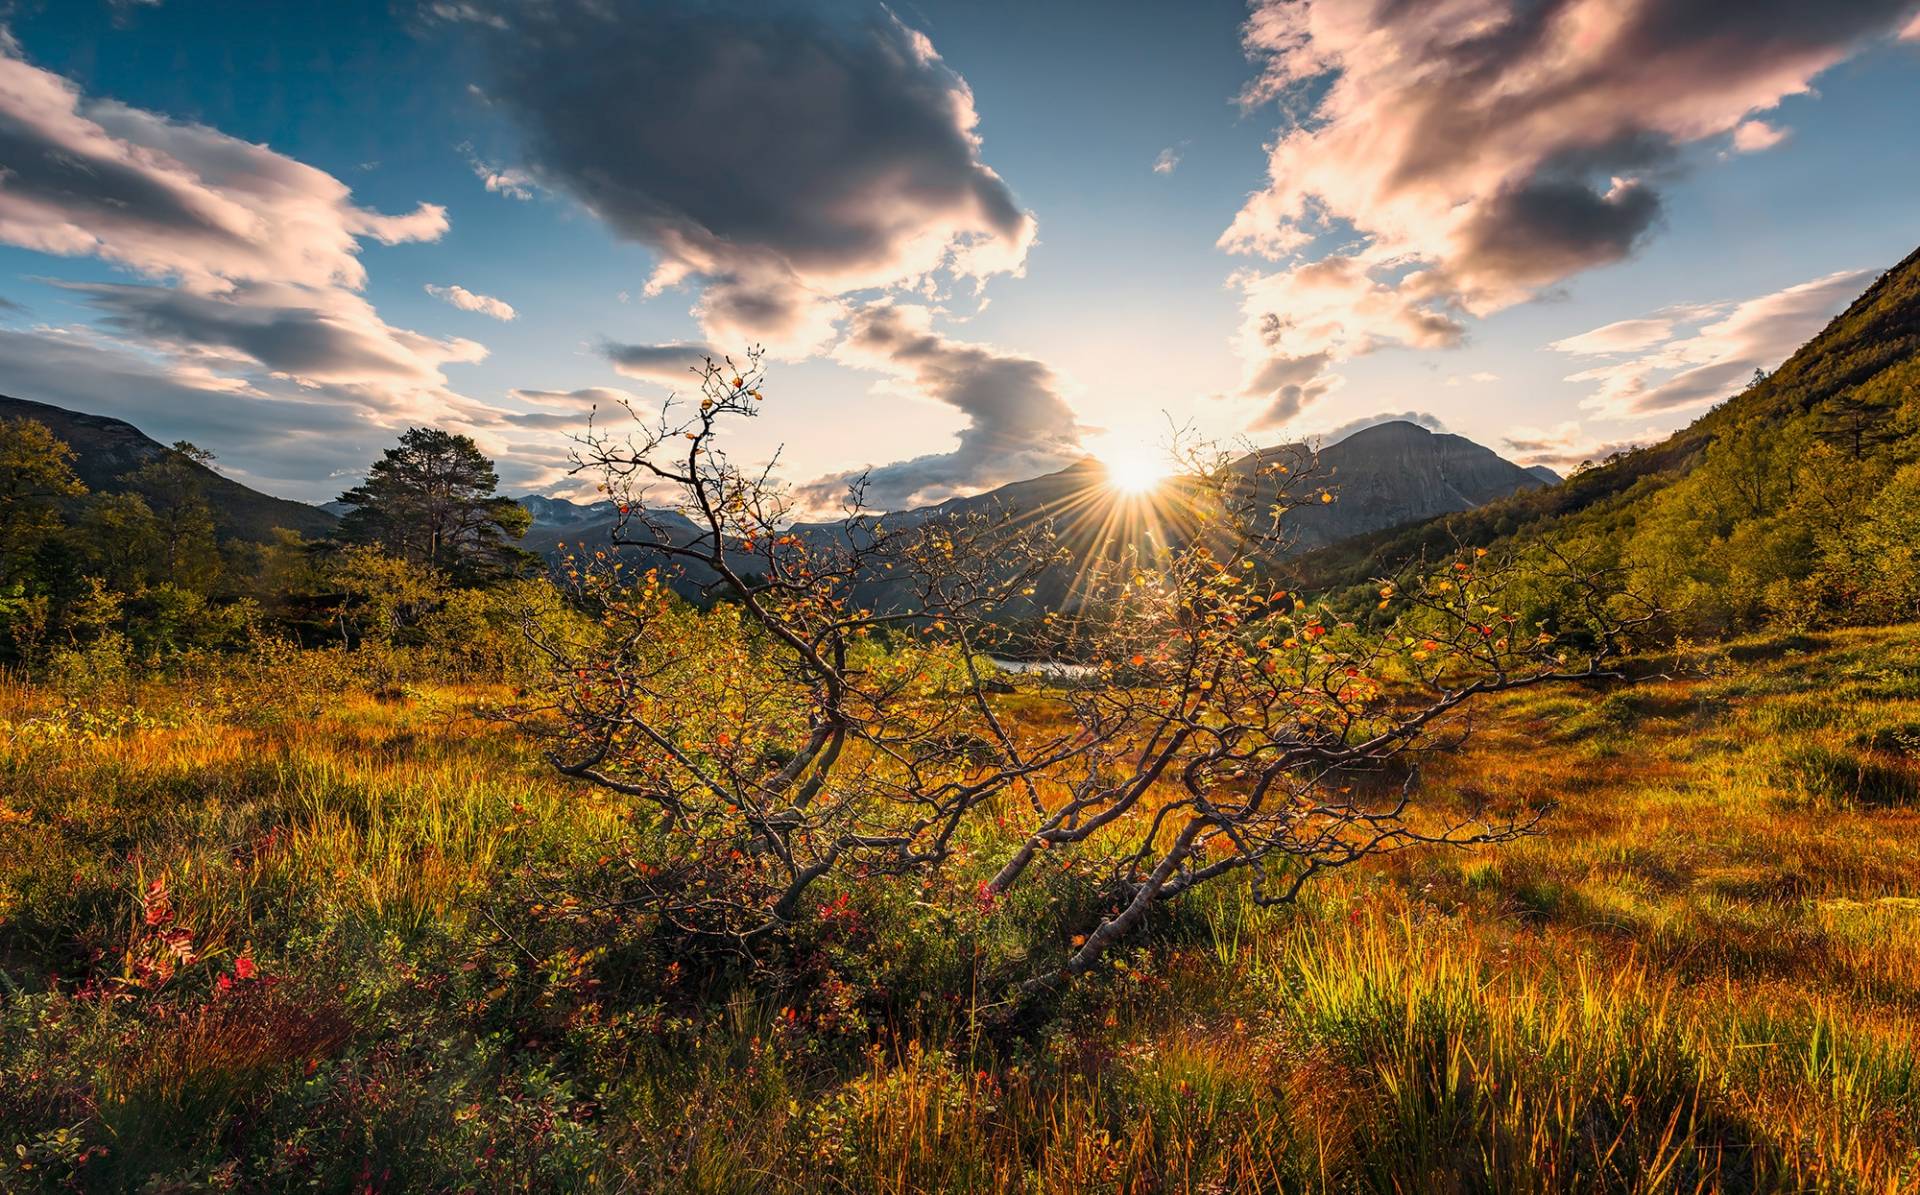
[1,1,1917,510]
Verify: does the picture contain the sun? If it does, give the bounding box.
[1096,442,1171,496]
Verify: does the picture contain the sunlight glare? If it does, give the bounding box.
[1097,442,1171,496]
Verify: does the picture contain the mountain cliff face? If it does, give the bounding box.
[0,394,337,543]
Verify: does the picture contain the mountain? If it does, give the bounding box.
[517,419,1547,610]
[517,494,620,528]
[1278,242,1920,604]
[1261,420,1551,551]
[1525,465,1563,485]
[0,394,337,543]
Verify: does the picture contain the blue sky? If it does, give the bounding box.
[1,0,1917,505]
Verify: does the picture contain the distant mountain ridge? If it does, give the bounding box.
[0,394,337,543]
[5,393,1549,606]
[510,419,1550,608]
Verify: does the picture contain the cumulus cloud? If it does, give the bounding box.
[1153,146,1182,175]
[599,341,720,388]
[459,0,1034,356]
[0,37,580,496]
[1502,421,1655,471]
[0,325,386,497]
[801,302,1086,511]
[1221,0,1917,422]
[426,283,517,321]
[1553,268,1877,417]
[0,32,444,292]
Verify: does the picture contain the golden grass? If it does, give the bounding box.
[1,628,1917,1190]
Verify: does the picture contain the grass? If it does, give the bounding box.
[1,628,1918,1191]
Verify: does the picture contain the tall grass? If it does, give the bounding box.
[1,629,1917,1190]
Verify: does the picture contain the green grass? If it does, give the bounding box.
[2,630,1918,1191]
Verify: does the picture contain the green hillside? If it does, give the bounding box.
[0,395,336,544]
[1284,245,1920,635]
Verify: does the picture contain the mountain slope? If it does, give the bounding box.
[1280,243,1920,604]
[0,395,337,543]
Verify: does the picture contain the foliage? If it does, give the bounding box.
[0,416,86,583]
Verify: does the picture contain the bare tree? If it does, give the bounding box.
[520,358,1655,991]
[520,352,1108,939]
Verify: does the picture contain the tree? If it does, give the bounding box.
[334,429,532,585]
[0,417,86,583]
[523,357,1653,995]
[122,442,221,591]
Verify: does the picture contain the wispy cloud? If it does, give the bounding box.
[801,301,1085,511]
[1553,268,1878,417]
[1502,421,1655,471]
[599,341,718,388]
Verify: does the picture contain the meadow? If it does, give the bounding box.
[1,626,1917,1192]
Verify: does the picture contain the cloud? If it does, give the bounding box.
[1234,253,1463,427]
[1444,371,1501,386]
[501,385,644,430]
[0,31,445,293]
[0,38,592,498]
[61,281,486,390]
[426,283,517,321]
[0,325,387,498]
[800,302,1085,511]
[1502,421,1655,470]
[1550,317,1677,355]
[1553,268,1877,416]
[599,341,720,388]
[1153,146,1182,175]
[1221,0,1916,421]
[462,146,535,199]
[459,0,1034,356]
[1732,119,1789,153]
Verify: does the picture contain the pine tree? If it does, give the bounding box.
[333,428,533,585]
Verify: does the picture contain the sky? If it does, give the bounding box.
[0,0,1917,508]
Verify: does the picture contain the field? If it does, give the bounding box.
[2,628,1918,1192]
